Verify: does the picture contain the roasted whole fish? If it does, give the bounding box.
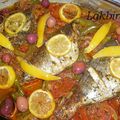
[53,56,120,120]
[24,24,79,76]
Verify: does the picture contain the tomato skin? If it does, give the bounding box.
[118,107,120,119]
[108,98,120,114]
[49,4,62,19]
[22,79,43,96]
[79,107,89,120]
[71,98,119,120]
[19,44,29,53]
[59,69,74,78]
[71,107,88,120]
[50,77,76,99]
[71,111,80,120]
[86,102,118,120]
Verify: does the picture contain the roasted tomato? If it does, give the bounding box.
[49,3,66,25]
[49,3,62,19]
[19,44,29,53]
[107,98,120,114]
[72,101,118,120]
[22,79,43,96]
[71,107,88,120]
[86,102,118,120]
[59,69,74,79]
[49,77,76,99]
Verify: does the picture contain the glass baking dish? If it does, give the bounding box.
[0,0,120,120]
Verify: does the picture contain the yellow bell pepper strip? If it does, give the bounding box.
[17,57,60,81]
[0,66,16,89]
[36,13,50,47]
[0,33,14,51]
[84,21,112,53]
[93,46,120,59]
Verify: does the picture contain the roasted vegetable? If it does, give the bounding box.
[36,13,50,47]
[84,22,112,53]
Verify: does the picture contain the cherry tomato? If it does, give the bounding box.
[22,79,43,96]
[50,77,76,99]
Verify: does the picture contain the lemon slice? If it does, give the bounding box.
[46,34,71,56]
[59,3,81,23]
[5,12,26,35]
[0,66,16,89]
[110,58,120,79]
[29,89,55,119]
